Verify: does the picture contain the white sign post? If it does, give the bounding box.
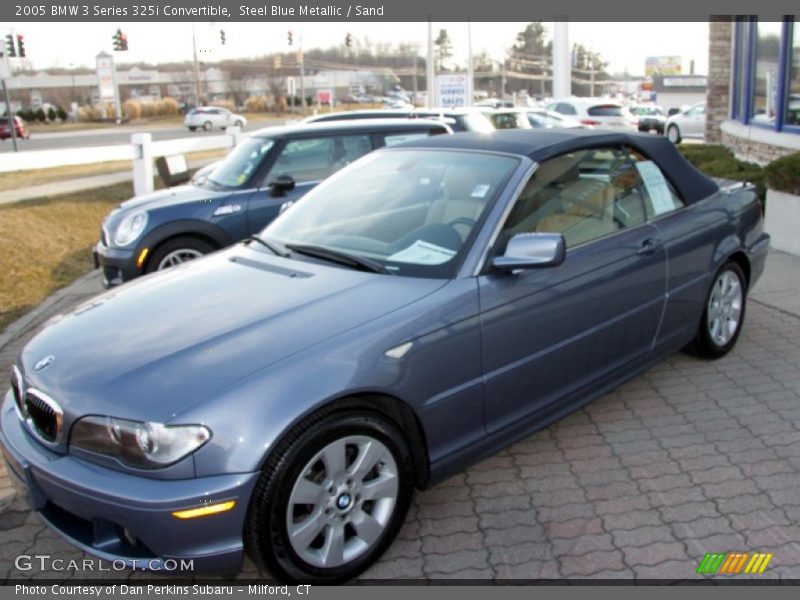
[436,74,469,108]
[96,51,122,122]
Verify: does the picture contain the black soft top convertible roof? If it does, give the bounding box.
[401,129,719,205]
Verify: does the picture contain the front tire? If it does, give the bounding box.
[667,124,681,144]
[685,261,746,359]
[188,126,197,132]
[145,236,215,273]
[245,410,414,583]
[202,120,212,131]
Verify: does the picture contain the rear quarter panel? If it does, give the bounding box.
[653,186,764,348]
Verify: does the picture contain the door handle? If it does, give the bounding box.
[637,238,663,256]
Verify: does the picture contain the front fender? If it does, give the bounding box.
[179,279,485,479]
[138,219,236,256]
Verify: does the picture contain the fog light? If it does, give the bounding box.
[172,500,236,520]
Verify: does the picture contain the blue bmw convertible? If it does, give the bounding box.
[2,129,769,582]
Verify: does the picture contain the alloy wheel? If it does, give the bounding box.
[707,270,743,347]
[285,435,399,569]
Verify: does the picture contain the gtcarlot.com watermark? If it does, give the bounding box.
[14,554,194,572]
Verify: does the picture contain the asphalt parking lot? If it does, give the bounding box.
[1,253,799,581]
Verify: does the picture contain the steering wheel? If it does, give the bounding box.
[447,216,477,233]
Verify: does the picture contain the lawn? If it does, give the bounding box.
[0,183,133,331]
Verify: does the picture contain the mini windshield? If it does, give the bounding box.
[207,137,275,188]
[263,149,519,278]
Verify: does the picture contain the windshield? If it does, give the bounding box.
[263,149,519,278]
[208,137,275,188]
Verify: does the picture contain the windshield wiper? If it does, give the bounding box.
[284,243,393,275]
[245,235,289,257]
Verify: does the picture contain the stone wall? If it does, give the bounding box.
[706,17,733,143]
[722,131,799,164]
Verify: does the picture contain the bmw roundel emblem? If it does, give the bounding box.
[34,355,55,371]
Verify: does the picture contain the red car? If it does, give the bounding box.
[0,116,30,140]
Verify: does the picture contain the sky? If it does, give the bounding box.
[9,21,710,76]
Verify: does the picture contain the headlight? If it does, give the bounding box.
[70,416,211,469]
[114,211,148,246]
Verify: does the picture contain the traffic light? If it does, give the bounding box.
[287,30,293,46]
[345,33,352,47]
[16,34,25,58]
[220,29,226,45]
[112,28,128,51]
[5,34,15,58]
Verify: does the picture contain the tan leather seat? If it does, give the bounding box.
[424,168,496,236]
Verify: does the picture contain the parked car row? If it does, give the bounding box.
[3,125,769,583]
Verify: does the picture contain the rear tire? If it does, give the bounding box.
[188,126,197,132]
[245,409,414,583]
[685,261,746,359]
[667,124,681,144]
[202,120,212,131]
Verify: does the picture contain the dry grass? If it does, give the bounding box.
[0,183,133,331]
[0,148,227,193]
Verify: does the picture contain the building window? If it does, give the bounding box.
[751,21,783,126]
[731,18,799,134]
[786,22,800,127]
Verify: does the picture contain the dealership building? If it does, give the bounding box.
[707,17,800,163]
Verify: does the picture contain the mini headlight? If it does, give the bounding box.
[114,211,148,247]
[70,416,210,469]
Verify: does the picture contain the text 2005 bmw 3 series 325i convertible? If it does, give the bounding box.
[1,130,769,582]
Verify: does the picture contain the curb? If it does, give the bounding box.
[0,270,102,351]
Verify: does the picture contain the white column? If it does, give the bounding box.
[426,19,436,107]
[552,21,571,99]
[466,21,474,107]
[131,133,153,196]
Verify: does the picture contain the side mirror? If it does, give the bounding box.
[270,174,296,197]
[490,232,566,272]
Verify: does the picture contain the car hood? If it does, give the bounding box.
[20,246,445,423]
[116,184,226,213]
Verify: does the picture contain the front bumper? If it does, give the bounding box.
[0,391,259,574]
[94,240,141,288]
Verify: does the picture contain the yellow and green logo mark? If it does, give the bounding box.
[697,552,773,575]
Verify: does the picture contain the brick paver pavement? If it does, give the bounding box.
[2,274,800,581]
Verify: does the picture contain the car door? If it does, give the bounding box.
[246,133,374,234]
[683,104,705,137]
[478,146,668,433]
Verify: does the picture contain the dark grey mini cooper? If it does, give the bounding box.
[94,119,450,286]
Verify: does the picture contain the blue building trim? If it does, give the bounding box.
[732,17,799,136]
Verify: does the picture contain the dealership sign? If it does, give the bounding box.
[436,73,468,108]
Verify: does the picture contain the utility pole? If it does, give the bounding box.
[191,22,202,106]
[0,43,17,151]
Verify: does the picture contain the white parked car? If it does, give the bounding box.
[664,102,706,144]
[185,106,247,132]
[546,98,637,131]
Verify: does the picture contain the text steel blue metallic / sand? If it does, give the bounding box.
[2,130,769,583]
